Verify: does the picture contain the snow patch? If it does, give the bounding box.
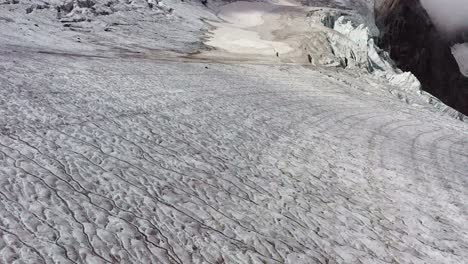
[452,43,468,77]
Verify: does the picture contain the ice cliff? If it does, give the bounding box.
[302,3,464,121]
[374,0,468,116]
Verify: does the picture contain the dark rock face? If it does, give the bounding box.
[375,0,468,115]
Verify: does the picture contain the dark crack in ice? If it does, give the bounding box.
[0,52,467,264]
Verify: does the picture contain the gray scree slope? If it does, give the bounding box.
[0,0,467,263]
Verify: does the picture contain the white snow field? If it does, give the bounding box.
[453,43,468,77]
[0,0,467,263]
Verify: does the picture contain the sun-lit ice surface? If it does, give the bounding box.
[0,0,467,263]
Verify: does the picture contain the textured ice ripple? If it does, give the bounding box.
[0,52,467,263]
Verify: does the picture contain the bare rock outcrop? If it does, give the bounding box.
[374,0,468,116]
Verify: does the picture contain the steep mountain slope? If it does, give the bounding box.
[0,0,467,263]
[375,0,468,116]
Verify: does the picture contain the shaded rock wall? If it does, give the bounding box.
[374,0,468,115]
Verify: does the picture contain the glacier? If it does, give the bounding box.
[0,0,467,263]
